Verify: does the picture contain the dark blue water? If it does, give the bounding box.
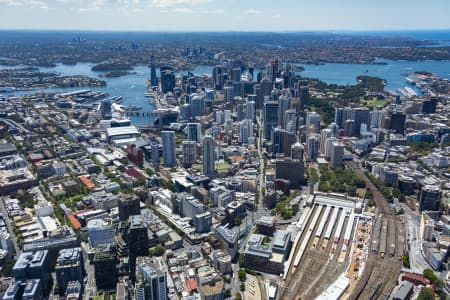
[0,64,214,125]
[297,59,450,92]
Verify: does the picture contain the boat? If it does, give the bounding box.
[123,105,142,111]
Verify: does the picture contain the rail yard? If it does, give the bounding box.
[280,160,406,299]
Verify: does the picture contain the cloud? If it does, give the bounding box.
[173,7,193,13]
[201,8,224,14]
[272,13,281,19]
[0,0,51,9]
[244,9,261,15]
[151,0,211,8]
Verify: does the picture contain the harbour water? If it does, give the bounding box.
[297,59,450,92]
[2,57,450,125]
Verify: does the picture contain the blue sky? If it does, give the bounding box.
[0,0,449,31]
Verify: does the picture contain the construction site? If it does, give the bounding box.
[279,161,406,300]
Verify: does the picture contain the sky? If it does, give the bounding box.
[0,0,449,31]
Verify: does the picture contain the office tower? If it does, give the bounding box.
[320,128,333,155]
[352,107,370,136]
[306,135,320,161]
[128,215,149,282]
[344,119,355,137]
[236,103,245,121]
[87,219,115,247]
[306,112,320,133]
[246,100,256,121]
[369,108,387,129]
[179,103,191,120]
[328,122,339,137]
[254,84,263,109]
[422,97,438,114]
[13,250,51,295]
[419,185,441,211]
[284,109,297,130]
[55,248,83,296]
[335,107,353,128]
[135,257,168,300]
[264,101,279,140]
[187,123,202,143]
[275,158,305,188]
[271,127,284,154]
[194,212,212,234]
[161,131,176,168]
[202,135,215,177]
[389,111,406,134]
[213,65,225,90]
[215,110,224,124]
[299,86,309,110]
[191,95,205,117]
[118,196,141,222]
[267,58,279,81]
[3,279,43,300]
[100,99,112,120]
[239,119,252,144]
[330,142,344,167]
[223,84,233,103]
[223,109,231,122]
[151,142,160,166]
[225,119,233,135]
[291,142,304,160]
[231,68,241,82]
[182,141,197,166]
[283,131,297,157]
[278,96,289,127]
[161,70,175,93]
[261,79,273,101]
[93,244,118,290]
[325,137,337,160]
[149,50,158,87]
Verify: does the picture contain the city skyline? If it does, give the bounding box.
[0,0,449,31]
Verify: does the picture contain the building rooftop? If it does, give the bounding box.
[14,250,48,270]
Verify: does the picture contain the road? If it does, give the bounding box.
[401,204,430,273]
[0,117,31,134]
[0,197,20,257]
[81,242,97,299]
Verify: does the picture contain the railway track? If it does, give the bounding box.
[346,161,403,300]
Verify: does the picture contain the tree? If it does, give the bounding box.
[224,289,232,298]
[0,259,15,277]
[402,253,410,268]
[417,287,434,300]
[234,292,242,300]
[238,269,246,282]
[240,282,246,292]
[149,244,165,256]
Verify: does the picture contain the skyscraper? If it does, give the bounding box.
[161,131,176,168]
[118,196,141,222]
[13,250,52,295]
[100,99,112,120]
[187,123,202,143]
[306,112,320,133]
[306,135,320,161]
[182,140,197,166]
[128,215,149,282]
[330,142,344,167]
[55,248,83,296]
[202,135,215,177]
[389,111,406,135]
[161,69,175,93]
[264,101,278,140]
[149,49,158,88]
[135,256,168,300]
[351,107,370,136]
